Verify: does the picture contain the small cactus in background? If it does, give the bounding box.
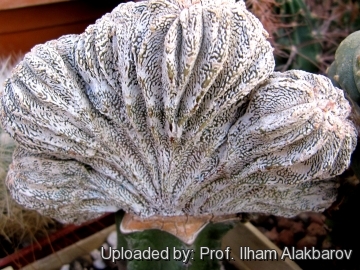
[327,30,360,180]
[327,30,360,104]
[246,0,360,74]
[274,0,322,73]
[325,31,360,268]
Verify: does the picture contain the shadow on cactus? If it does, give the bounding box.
[0,0,357,269]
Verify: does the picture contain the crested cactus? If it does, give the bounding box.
[0,0,358,269]
[1,0,355,223]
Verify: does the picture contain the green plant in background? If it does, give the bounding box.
[326,30,360,180]
[246,0,360,74]
[327,30,360,104]
[324,30,360,269]
[274,0,322,73]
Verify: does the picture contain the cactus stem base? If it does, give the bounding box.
[115,211,239,270]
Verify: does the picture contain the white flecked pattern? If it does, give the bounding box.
[0,0,356,223]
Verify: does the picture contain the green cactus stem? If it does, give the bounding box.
[275,0,322,72]
[327,30,360,179]
[327,30,360,104]
[115,211,238,270]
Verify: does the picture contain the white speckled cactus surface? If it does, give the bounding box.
[0,0,357,223]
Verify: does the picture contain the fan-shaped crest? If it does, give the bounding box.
[0,0,356,223]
